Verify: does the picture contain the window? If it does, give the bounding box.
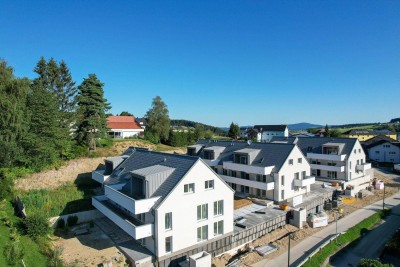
[349,161,352,169]
[188,148,196,156]
[213,167,218,174]
[203,150,215,160]
[197,225,208,242]
[256,189,266,197]
[295,172,299,179]
[184,183,195,194]
[231,183,237,190]
[256,174,267,183]
[376,151,380,154]
[214,220,223,236]
[197,204,208,220]
[289,159,293,165]
[165,236,172,253]
[241,172,249,180]
[327,171,337,179]
[165,212,172,230]
[281,175,285,186]
[223,169,227,175]
[354,149,357,154]
[358,149,361,153]
[302,171,306,179]
[231,171,237,177]
[205,180,214,190]
[281,190,284,200]
[298,158,302,163]
[214,200,223,216]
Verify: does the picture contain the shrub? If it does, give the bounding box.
[67,215,78,227]
[0,170,13,199]
[357,258,393,267]
[24,214,50,239]
[56,218,65,229]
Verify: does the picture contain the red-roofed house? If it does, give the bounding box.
[107,116,144,138]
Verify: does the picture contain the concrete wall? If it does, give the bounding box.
[49,209,104,228]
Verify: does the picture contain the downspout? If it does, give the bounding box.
[154,209,158,266]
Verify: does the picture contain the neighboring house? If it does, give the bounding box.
[135,117,147,129]
[188,140,315,206]
[253,125,289,142]
[363,135,400,163]
[239,127,250,139]
[92,148,234,266]
[107,116,144,138]
[342,129,397,141]
[314,129,327,137]
[271,137,372,193]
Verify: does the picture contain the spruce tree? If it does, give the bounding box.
[0,60,30,167]
[75,74,110,149]
[228,122,240,139]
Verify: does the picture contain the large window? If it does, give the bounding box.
[197,204,208,221]
[234,154,248,165]
[281,175,285,186]
[165,236,172,253]
[184,183,195,194]
[203,150,215,160]
[327,171,337,179]
[205,180,214,190]
[214,220,223,236]
[214,200,223,216]
[197,225,208,242]
[165,212,172,230]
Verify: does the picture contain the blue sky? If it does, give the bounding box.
[1,1,399,127]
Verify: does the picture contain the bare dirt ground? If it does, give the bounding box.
[213,168,400,267]
[52,225,127,267]
[15,140,185,191]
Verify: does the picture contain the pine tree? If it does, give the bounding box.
[75,74,110,149]
[145,96,170,143]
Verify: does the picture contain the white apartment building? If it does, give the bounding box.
[188,140,315,205]
[92,148,234,266]
[253,125,289,142]
[272,137,373,192]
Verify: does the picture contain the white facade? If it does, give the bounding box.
[368,142,400,163]
[155,160,234,259]
[109,128,144,138]
[307,139,372,189]
[257,128,289,142]
[272,146,314,203]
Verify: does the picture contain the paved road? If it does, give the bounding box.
[252,192,400,267]
[330,204,400,267]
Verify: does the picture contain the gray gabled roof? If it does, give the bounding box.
[254,125,288,132]
[104,148,199,199]
[271,136,358,157]
[195,140,296,172]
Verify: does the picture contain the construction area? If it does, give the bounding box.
[212,168,400,267]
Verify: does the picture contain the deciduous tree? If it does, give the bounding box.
[145,96,170,143]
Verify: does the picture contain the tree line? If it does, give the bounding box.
[0,58,110,170]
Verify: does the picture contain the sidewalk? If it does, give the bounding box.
[252,192,400,267]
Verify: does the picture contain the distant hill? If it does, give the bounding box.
[171,119,226,134]
[288,123,323,131]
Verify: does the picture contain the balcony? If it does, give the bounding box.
[223,161,274,175]
[104,185,161,215]
[294,176,315,187]
[310,164,345,172]
[220,174,274,191]
[92,170,110,183]
[92,196,153,240]
[307,153,346,162]
[356,163,372,172]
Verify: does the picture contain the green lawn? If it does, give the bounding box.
[303,209,390,267]
[0,200,47,267]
